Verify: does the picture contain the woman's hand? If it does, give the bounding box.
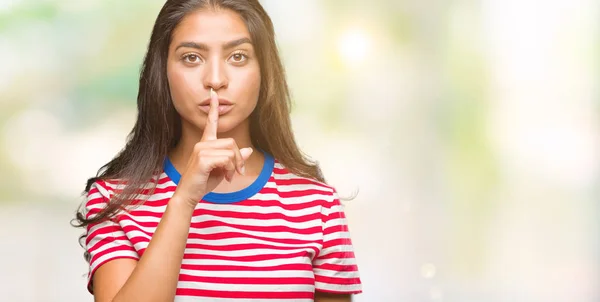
[173,88,253,208]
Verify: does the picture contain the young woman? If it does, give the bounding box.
[73,0,362,301]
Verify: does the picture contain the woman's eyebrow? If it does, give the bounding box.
[223,37,252,49]
[175,37,253,51]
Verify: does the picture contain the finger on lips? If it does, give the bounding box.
[201,88,219,142]
[200,88,252,178]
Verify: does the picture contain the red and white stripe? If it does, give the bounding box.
[84,161,362,300]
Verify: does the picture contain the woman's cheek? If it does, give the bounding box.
[169,67,203,106]
[238,67,261,96]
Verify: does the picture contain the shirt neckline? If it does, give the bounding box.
[162,151,274,204]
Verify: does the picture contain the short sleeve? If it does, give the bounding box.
[84,180,140,293]
[313,191,362,294]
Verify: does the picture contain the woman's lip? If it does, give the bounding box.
[199,98,233,106]
[199,104,234,115]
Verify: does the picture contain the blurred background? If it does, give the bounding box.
[0,0,598,301]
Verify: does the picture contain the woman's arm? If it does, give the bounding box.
[93,196,195,302]
[312,190,362,299]
[315,292,352,302]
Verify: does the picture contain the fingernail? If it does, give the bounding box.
[240,147,253,157]
[241,165,246,175]
[210,88,217,98]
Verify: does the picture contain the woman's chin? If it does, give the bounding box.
[200,118,243,135]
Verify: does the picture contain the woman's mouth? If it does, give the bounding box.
[199,104,234,115]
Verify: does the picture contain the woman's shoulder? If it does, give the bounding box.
[86,178,118,197]
[271,160,338,200]
[86,174,162,197]
[87,177,127,191]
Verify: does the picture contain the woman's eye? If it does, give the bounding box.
[229,53,247,63]
[183,54,201,63]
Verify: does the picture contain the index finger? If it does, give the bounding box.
[202,88,219,141]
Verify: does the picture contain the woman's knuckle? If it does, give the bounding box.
[193,143,203,153]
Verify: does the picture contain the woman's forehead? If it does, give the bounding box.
[171,9,251,47]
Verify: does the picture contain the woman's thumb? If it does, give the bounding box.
[240,147,253,160]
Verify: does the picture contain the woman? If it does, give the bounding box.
[74,0,362,301]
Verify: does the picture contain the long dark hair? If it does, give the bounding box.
[73,0,324,230]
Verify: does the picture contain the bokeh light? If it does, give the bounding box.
[338,28,370,65]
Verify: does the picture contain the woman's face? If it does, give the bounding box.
[167,8,261,135]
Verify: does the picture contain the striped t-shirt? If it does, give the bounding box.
[84,153,362,301]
